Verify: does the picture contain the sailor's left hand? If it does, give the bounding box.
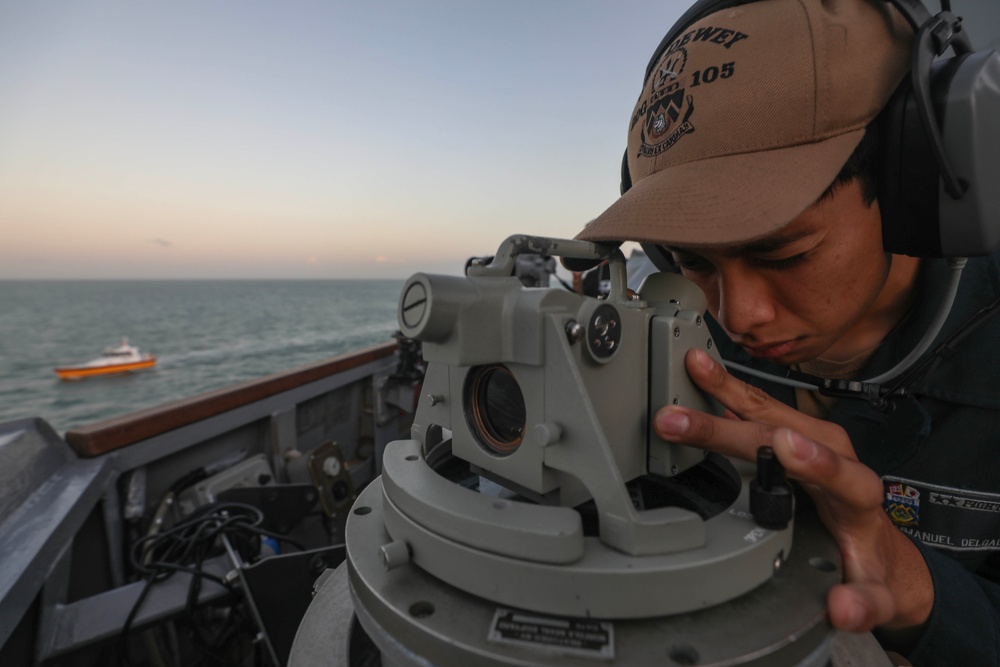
[653,348,933,640]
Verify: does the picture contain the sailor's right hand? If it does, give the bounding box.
[653,348,933,643]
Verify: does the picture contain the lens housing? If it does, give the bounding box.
[464,365,526,456]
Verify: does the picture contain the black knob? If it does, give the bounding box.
[750,446,793,530]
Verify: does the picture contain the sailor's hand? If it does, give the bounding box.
[653,348,933,639]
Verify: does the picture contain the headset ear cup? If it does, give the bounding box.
[879,50,1000,258]
[640,243,680,272]
[877,78,944,257]
[620,149,632,196]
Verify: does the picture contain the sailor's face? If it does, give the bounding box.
[667,179,891,365]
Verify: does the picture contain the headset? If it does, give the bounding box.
[629,0,1000,267]
[614,0,1000,403]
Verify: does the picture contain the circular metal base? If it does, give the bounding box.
[378,440,799,619]
[336,479,848,666]
[290,566,892,667]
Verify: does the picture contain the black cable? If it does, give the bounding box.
[117,577,157,666]
[882,293,1000,401]
[798,292,1000,412]
[118,501,270,666]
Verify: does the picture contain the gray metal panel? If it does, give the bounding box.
[110,355,398,471]
[38,556,232,660]
[0,418,75,518]
[0,449,109,648]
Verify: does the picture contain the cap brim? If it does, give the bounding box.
[577,130,864,247]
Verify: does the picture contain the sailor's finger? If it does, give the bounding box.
[684,348,854,454]
[769,429,883,511]
[827,581,896,633]
[655,405,777,461]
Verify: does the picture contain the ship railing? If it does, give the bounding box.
[0,340,419,664]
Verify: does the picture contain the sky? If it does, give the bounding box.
[0,0,693,280]
[3,1,998,280]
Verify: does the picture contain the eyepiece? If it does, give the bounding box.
[464,365,526,456]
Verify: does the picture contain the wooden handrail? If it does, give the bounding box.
[65,341,399,458]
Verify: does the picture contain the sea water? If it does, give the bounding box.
[0,280,405,435]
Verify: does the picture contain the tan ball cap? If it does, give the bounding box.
[577,0,913,247]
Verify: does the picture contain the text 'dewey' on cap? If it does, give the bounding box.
[577,0,912,248]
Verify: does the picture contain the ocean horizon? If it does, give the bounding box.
[0,279,406,435]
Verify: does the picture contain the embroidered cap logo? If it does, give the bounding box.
[631,23,749,167]
[639,47,696,158]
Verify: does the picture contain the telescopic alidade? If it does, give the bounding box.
[291,235,888,666]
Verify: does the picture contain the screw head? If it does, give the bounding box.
[565,320,584,344]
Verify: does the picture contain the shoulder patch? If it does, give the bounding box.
[883,476,1000,551]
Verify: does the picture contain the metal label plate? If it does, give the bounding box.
[487,608,615,660]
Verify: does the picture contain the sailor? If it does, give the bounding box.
[577,0,1000,664]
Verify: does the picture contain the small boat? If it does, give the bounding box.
[54,338,157,380]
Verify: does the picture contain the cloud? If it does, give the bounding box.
[150,238,173,248]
